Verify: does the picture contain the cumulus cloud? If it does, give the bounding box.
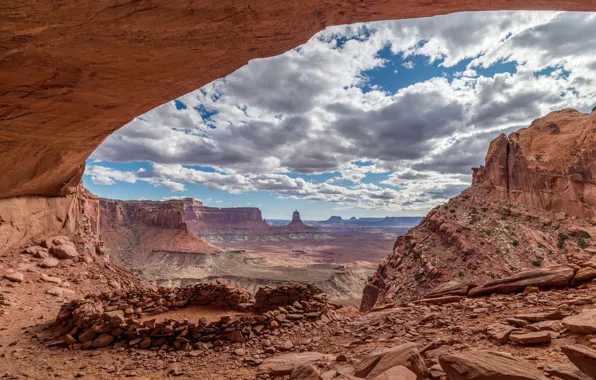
[88,11,596,213]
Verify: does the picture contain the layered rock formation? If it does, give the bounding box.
[363,110,596,309]
[3,2,594,201]
[183,198,271,238]
[286,211,316,231]
[473,109,596,219]
[99,198,221,267]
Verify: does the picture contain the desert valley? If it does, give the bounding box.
[98,196,416,304]
[3,3,596,380]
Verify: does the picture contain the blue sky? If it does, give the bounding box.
[85,11,596,220]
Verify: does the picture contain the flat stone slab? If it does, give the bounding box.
[468,266,574,297]
[425,280,470,298]
[440,351,548,380]
[509,331,552,345]
[562,344,596,379]
[415,295,464,304]
[563,309,596,334]
[544,363,591,380]
[515,311,564,321]
[4,272,23,283]
[258,352,334,376]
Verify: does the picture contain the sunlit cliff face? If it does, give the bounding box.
[86,11,596,219]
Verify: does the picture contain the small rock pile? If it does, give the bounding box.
[253,284,323,312]
[21,235,96,265]
[52,283,333,351]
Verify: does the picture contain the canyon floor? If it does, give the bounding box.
[123,231,403,306]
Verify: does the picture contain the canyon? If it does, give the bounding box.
[98,197,385,305]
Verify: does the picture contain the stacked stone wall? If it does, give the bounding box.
[53,283,332,351]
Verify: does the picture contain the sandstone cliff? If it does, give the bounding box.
[473,109,596,219]
[363,109,596,309]
[0,186,100,254]
[98,198,221,267]
[183,198,271,237]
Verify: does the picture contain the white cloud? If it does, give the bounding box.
[88,11,596,213]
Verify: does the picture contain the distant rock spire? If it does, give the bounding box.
[292,210,301,222]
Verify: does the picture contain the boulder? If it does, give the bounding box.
[38,257,59,268]
[439,350,548,380]
[4,272,23,283]
[227,330,244,343]
[42,236,73,249]
[91,333,114,348]
[354,343,428,379]
[562,345,596,379]
[360,284,380,312]
[51,244,78,260]
[258,352,334,376]
[289,364,320,380]
[468,266,574,297]
[563,309,596,334]
[371,365,416,380]
[487,323,519,343]
[509,331,551,345]
[78,329,97,343]
[543,363,591,380]
[573,266,596,283]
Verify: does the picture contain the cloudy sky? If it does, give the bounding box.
[84,11,596,220]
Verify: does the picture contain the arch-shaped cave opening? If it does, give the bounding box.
[80,11,596,306]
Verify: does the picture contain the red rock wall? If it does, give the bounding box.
[474,109,596,219]
[183,198,271,234]
[0,186,99,251]
[2,1,596,200]
[99,199,187,231]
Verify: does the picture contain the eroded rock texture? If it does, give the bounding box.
[1,1,596,199]
[474,109,596,219]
